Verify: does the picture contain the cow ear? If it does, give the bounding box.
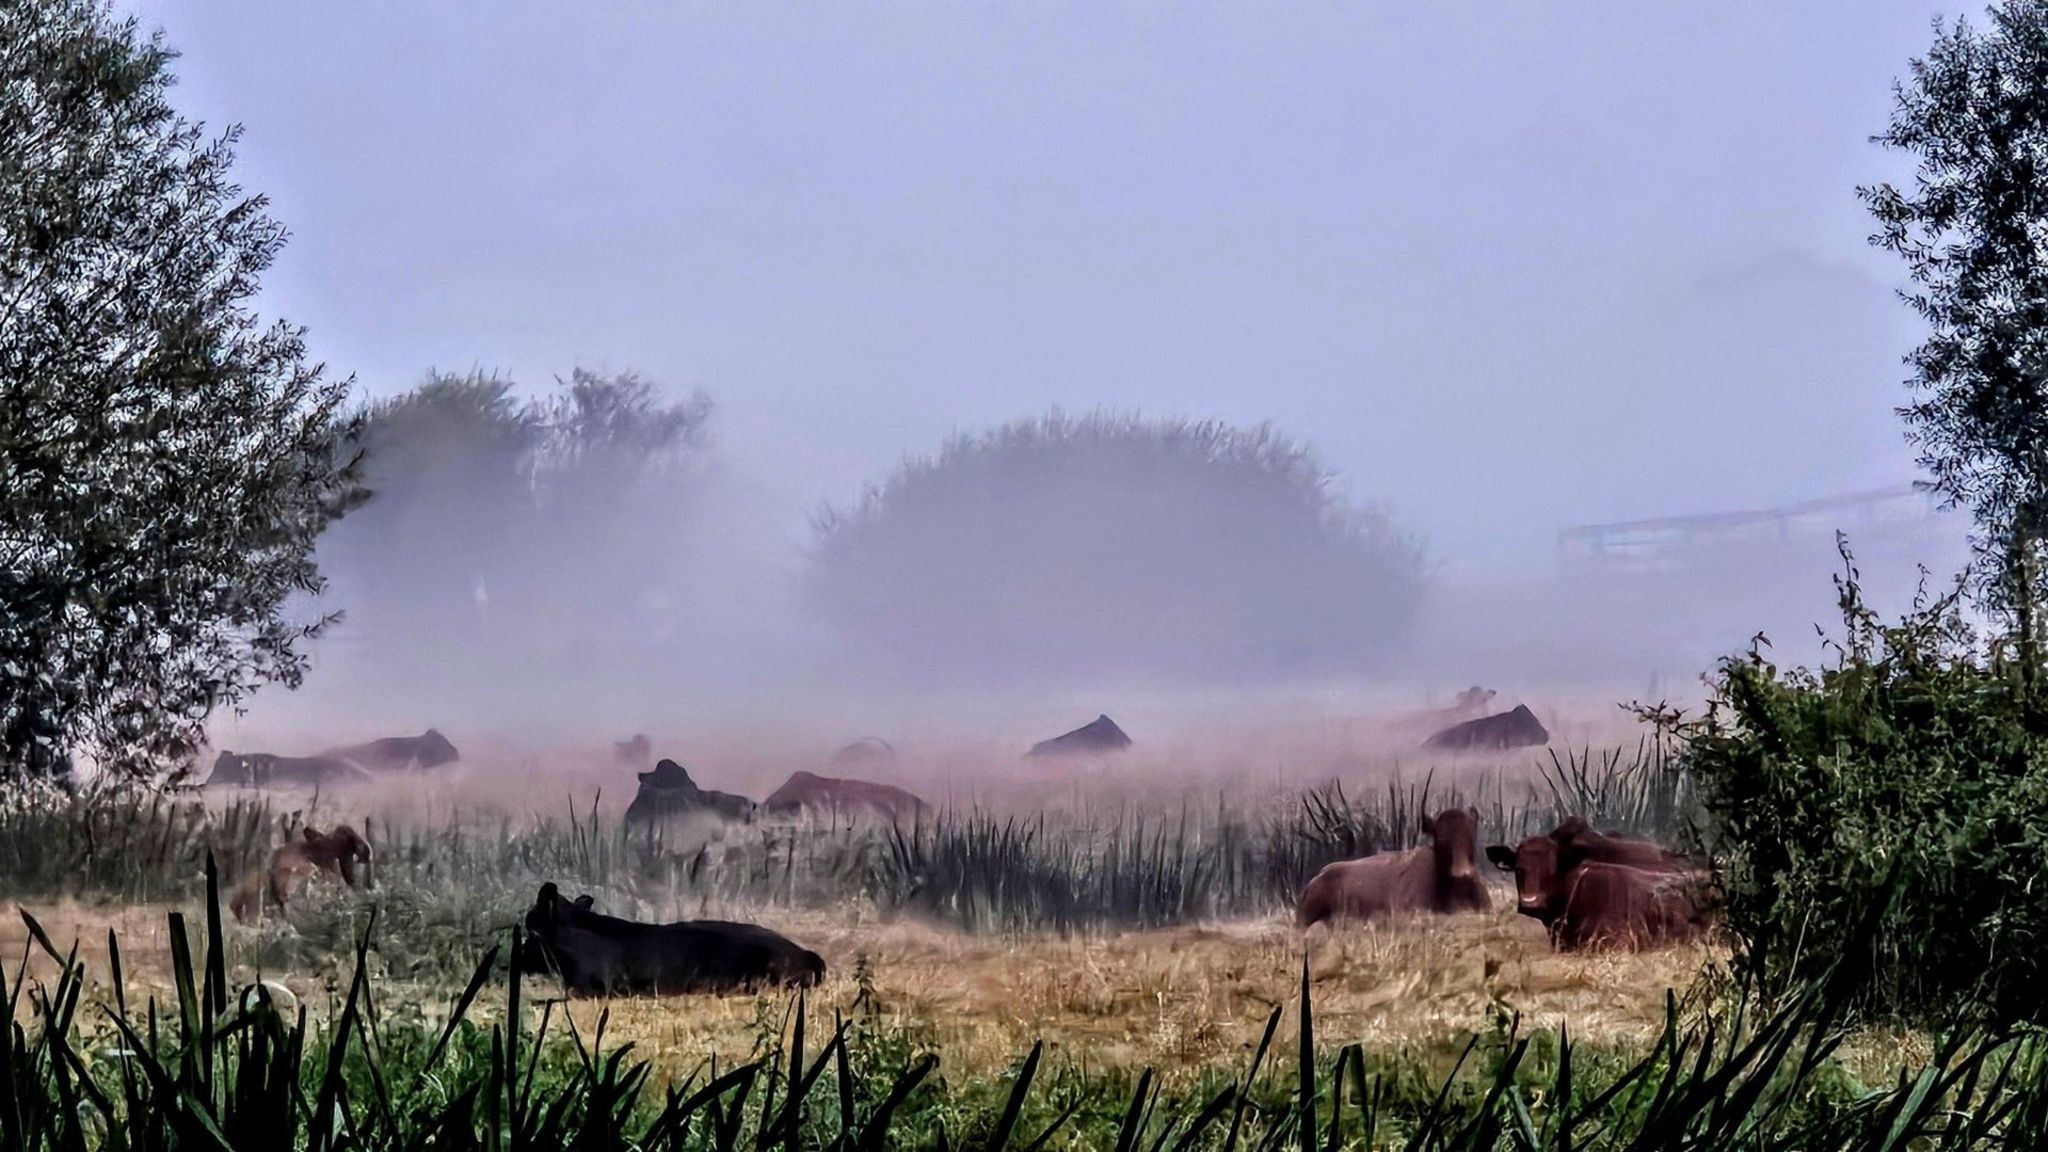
[574,894,594,910]
[1485,845,1516,872]
[1419,813,1436,837]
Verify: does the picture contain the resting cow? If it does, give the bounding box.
[1547,862,1710,951]
[615,734,653,767]
[623,759,756,828]
[323,729,459,773]
[1486,820,1710,951]
[829,738,898,770]
[520,883,825,995]
[229,825,374,923]
[1296,806,1490,928]
[1424,704,1550,751]
[1026,714,1133,759]
[763,771,928,823]
[204,751,373,791]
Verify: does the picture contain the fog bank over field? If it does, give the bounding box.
[147,0,1977,760]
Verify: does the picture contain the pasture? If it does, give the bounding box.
[0,728,2036,1148]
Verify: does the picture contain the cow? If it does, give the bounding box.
[615,734,653,767]
[1549,861,1712,952]
[1452,686,1497,714]
[1486,821,1711,951]
[623,759,756,828]
[1424,704,1549,751]
[1026,714,1132,758]
[763,770,928,824]
[519,882,825,995]
[1548,816,1693,872]
[829,737,898,770]
[203,751,374,791]
[229,825,374,923]
[1296,806,1491,928]
[323,729,460,773]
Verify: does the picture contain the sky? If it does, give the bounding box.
[132,0,1973,579]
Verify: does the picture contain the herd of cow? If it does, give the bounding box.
[1298,807,1715,952]
[230,805,1709,998]
[202,698,1641,998]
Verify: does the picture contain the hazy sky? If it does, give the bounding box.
[134,0,1971,578]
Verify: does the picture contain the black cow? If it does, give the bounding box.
[520,883,825,995]
[623,759,756,828]
[1026,714,1132,758]
[203,751,374,790]
[324,729,459,773]
[1424,704,1549,751]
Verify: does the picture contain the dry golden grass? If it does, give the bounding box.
[3,894,1940,1091]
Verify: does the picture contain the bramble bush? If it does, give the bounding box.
[1674,543,2048,1025]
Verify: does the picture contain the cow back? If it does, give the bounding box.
[1553,863,1709,952]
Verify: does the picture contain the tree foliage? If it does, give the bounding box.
[1862,0,2048,644]
[319,368,713,660]
[808,410,1426,683]
[0,0,361,780]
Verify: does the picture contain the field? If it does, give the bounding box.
[0,725,2033,1147]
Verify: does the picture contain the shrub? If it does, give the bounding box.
[1674,543,2048,1024]
[808,410,1426,684]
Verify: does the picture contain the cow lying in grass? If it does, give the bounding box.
[1296,807,1491,928]
[520,883,825,996]
[1486,820,1713,951]
[229,825,373,923]
[321,729,459,772]
[762,771,928,824]
[204,751,373,791]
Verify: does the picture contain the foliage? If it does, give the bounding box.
[1862,0,2048,639]
[0,0,362,781]
[319,367,713,661]
[1671,542,2048,1025]
[808,409,1427,684]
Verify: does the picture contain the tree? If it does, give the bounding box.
[0,0,361,780]
[1862,0,2048,664]
[808,410,1426,685]
[318,368,713,664]
[323,372,538,645]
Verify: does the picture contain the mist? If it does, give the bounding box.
[154,0,1976,760]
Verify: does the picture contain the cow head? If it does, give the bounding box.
[521,884,601,972]
[1418,806,1483,883]
[522,883,565,973]
[1485,834,1577,922]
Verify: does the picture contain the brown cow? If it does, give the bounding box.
[1296,807,1490,928]
[1548,817,1693,872]
[1548,862,1711,951]
[762,771,928,823]
[1486,822,1710,951]
[229,825,374,923]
